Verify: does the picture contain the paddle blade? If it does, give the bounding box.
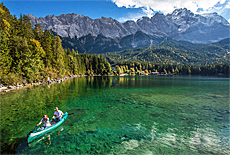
[27,126,37,137]
[27,131,33,137]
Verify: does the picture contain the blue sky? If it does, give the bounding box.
[2,0,230,23]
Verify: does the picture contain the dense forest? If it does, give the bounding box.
[104,39,229,66]
[112,61,229,76]
[0,3,112,85]
[105,40,229,76]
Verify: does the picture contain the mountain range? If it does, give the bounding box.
[28,8,230,53]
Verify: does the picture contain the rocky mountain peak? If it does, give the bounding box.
[171,8,194,16]
[100,16,112,20]
[153,12,164,17]
[151,12,165,21]
[27,14,36,19]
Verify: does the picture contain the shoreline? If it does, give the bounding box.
[0,75,85,94]
[0,73,147,93]
[1,74,227,94]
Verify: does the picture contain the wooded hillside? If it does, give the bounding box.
[0,3,112,85]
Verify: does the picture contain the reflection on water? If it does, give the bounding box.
[1,76,229,154]
[26,126,63,149]
[27,134,51,148]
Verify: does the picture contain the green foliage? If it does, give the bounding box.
[114,61,229,76]
[104,40,229,66]
[0,3,112,85]
[1,72,19,85]
[105,39,229,75]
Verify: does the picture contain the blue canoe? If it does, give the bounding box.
[27,112,68,143]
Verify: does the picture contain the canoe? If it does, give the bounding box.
[27,125,64,147]
[27,112,68,143]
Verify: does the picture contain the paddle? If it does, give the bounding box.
[27,126,37,137]
[61,112,74,116]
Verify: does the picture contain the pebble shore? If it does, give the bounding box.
[0,75,84,93]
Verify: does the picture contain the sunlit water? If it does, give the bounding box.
[1,76,229,154]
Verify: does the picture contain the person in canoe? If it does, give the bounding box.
[52,107,64,122]
[37,114,51,130]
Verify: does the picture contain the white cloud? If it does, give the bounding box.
[118,12,146,23]
[111,0,230,21]
[142,6,154,18]
[228,19,230,23]
[111,0,222,13]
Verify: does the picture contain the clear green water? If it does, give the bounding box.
[1,76,229,154]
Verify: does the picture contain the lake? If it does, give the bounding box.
[1,76,229,154]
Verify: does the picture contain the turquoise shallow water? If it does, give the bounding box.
[1,76,229,154]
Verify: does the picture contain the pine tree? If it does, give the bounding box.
[23,15,34,39]
[42,30,53,68]
[33,24,43,41]
[52,36,66,77]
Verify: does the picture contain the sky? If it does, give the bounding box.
[2,0,230,23]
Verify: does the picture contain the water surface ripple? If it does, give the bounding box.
[1,76,229,154]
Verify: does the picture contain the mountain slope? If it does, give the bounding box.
[59,31,164,54]
[103,39,229,66]
[28,8,229,44]
[212,38,230,50]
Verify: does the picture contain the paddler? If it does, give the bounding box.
[37,114,51,130]
[52,107,64,122]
